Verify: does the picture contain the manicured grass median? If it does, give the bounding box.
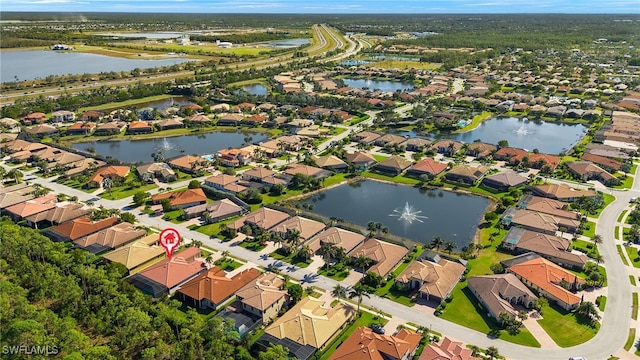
[596,295,607,311]
[633,293,638,320]
[618,210,628,223]
[624,328,636,351]
[536,303,598,347]
[631,275,637,286]
[618,244,630,266]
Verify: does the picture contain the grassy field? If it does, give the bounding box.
[361,171,421,186]
[100,183,157,200]
[213,257,243,271]
[123,42,277,57]
[536,303,598,347]
[367,59,441,70]
[56,178,98,194]
[78,94,173,112]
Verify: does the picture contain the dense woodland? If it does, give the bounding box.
[0,219,285,359]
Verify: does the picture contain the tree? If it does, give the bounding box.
[354,255,372,277]
[430,236,444,250]
[296,244,312,262]
[269,183,285,196]
[576,301,600,324]
[444,241,457,254]
[160,198,172,212]
[285,229,301,251]
[592,234,603,247]
[133,191,151,207]
[287,283,303,304]
[497,140,509,148]
[119,212,136,224]
[349,282,371,314]
[188,180,201,189]
[362,271,385,289]
[259,344,289,360]
[485,345,500,360]
[331,284,347,299]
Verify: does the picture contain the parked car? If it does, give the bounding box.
[369,324,385,334]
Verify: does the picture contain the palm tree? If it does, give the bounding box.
[354,255,371,277]
[349,282,371,314]
[296,244,312,262]
[221,250,230,261]
[430,236,444,250]
[592,234,603,247]
[7,169,22,184]
[286,229,301,251]
[320,243,337,267]
[272,232,283,249]
[485,346,500,360]
[444,241,456,254]
[331,284,347,299]
[576,301,601,324]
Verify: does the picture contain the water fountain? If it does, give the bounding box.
[158,138,175,151]
[389,202,429,224]
[514,123,531,135]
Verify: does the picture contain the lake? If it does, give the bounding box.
[0,50,196,83]
[296,180,489,249]
[343,78,415,92]
[435,117,588,154]
[242,84,268,96]
[72,131,268,163]
[266,38,310,47]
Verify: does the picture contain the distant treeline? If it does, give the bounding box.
[190,31,310,44]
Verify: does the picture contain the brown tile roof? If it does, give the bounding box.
[397,258,465,300]
[137,247,206,289]
[88,165,130,185]
[168,155,207,172]
[345,151,376,165]
[187,114,211,123]
[528,153,561,170]
[482,170,528,188]
[151,188,207,208]
[375,155,413,172]
[419,337,480,360]
[466,142,497,158]
[127,121,153,130]
[242,167,276,180]
[102,235,165,270]
[236,272,287,311]
[49,216,119,241]
[582,152,623,171]
[494,147,527,163]
[567,161,617,183]
[467,274,538,321]
[521,196,581,220]
[205,174,238,187]
[329,327,421,360]
[73,222,146,251]
[313,155,347,169]
[25,202,90,225]
[307,226,366,253]
[25,124,57,135]
[284,164,329,178]
[408,158,447,175]
[508,257,583,308]
[230,207,290,230]
[0,192,35,209]
[508,209,580,234]
[3,194,57,219]
[446,165,489,182]
[177,266,261,306]
[265,296,354,349]
[351,239,409,277]
[183,198,243,219]
[530,183,596,201]
[505,228,587,268]
[271,216,326,240]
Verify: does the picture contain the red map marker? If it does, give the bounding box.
[159,228,181,259]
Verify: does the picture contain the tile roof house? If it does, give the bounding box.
[236,272,288,324]
[467,274,538,323]
[418,337,480,360]
[258,297,355,360]
[494,147,528,164]
[431,140,464,156]
[284,164,332,179]
[445,165,489,185]
[375,134,407,148]
[502,228,587,270]
[313,155,348,171]
[204,174,239,190]
[94,121,126,135]
[156,117,184,130]
[128,247,206,298]
[183,198,245,222]
[481,170,528,191]
[217,148,252,167]
[466,142,497,159]
[151,188,207,210]
[406,158,447,178]
[271,216,326,241]
[66,122,96,135]
[73,222,147,254]
[329,327,421,360]
[396,252,465,303]
[44,216,120,242]
[567,161,619,186]
[530,183,596,202]
[168,155,208,174]
[527,153,561,171]
[307,226,366,254]
[501,208,580,235]
[22,112,47,125]
[3,194,57,222]
[507,257,584,311]
[401,137,432,152]
[25,124,58,136]
[352,131,382,145]
[136,162,177,182]
[102,234,165,272]
[126,121,154,134]
[51,110,75,123]
[0,191,35,211]
[177,267,262,310]
[517,195,581,221]
[230,207,290,231]
[24,202,91,229]
[242,167,276,182]
[373,156,413,176]
[187,114,212,125]
[350,239,409,277]
[581,152,622,172]
[87,165,130,188]
[344,151,377,170]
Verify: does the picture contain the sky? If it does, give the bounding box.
[1,0,639,14]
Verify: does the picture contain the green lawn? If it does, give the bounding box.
[593,193,616,217]
[453,111,493,133]
[160,208,186,224]
[317,266,350,281]
[536,303,598,347]
[582,221,596,238]
[361,171,421,185]
[100,183,157,200]
[633,293,638,320]
[239,240,266,252]
[372,154,390,162]
[374,246,423,307]
[631,275,637,286]
[625,246,640,268]
[617,244,630,266]
[318,311,387,360]
[439,284,540,347]
[213,257,243,271]
[613,175,634,189]
[596,295,607,312]
[78,94,173,112]
[624,328,636,351]
[56,178,98,193]
[618,210,628,223]
[571,239,599,259]
[615,226,620,240]
[269,249,311,268]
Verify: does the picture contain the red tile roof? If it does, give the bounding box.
[177,267,261,306]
